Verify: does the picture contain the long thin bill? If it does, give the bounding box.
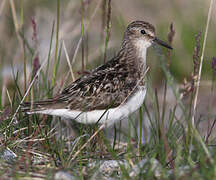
[153,37,173,50]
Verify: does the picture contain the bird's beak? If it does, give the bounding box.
[153,37,173,50]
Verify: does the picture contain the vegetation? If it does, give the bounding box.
[0,0,216,179]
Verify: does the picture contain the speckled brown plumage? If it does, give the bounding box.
[21,20,172,115]
[22,47,145,111]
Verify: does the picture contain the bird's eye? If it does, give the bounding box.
[140,30,146,35]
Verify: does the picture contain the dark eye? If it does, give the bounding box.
[140,30,146,35]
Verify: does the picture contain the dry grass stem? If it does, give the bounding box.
[6,87,12,108]
[192,0,215,126]
[9,0,19,35]
[63,41,75,81]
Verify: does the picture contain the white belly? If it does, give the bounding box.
[30,86,147,126]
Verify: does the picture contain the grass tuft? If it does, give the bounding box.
[0,0,216,179]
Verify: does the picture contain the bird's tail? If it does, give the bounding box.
[20,99,64,113]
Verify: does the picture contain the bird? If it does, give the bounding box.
[21,20,172,126]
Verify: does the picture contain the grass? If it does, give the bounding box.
[0,0,216,179]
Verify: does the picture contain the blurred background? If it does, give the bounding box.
[0,0,215,127]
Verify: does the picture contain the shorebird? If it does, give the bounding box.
[21,21,172,126]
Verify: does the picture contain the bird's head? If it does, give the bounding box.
[124,21,172,50]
